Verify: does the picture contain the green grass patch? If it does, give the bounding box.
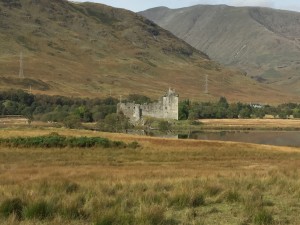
[0,133,139,149]
[23,200,54,220]
[253,209,274,225]
[0,198,26,220]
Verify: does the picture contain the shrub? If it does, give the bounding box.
[63,115,82,129]
[158,121,172,132]
[0,134,134,149]
[0,198,26,220]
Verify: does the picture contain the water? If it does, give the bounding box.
[179,131,300,147]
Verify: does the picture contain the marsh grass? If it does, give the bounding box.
[0,198,25,220]
[0,128,299,224]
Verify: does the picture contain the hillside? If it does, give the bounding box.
[140,5,300,95]
[0,0,298,103]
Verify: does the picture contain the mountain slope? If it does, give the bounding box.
[0,0,298,103]
[140,5,300,94]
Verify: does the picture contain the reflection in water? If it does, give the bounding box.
[182,131,300,147]
[132,130,300,147]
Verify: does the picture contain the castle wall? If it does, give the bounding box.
[117,89,179,123]
[163,93,178,120]
[140,100,164,119]
[117,103,141,123]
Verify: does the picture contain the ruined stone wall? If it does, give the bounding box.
[117,89,179,122]
[117,103,141,123]
[140,100,164,119]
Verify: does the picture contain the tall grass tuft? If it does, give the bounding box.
[65,182,80,194]
[94,209,135,225]
[23,200,54,220]
[226,190,240,203]
[253,209,274,225]
[0,198,26,220]
[169,192,205,208]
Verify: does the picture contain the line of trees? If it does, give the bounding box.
[1,90,299,131]
[0,90,153,130]
[0,89,118,127]
[179,97,300,120]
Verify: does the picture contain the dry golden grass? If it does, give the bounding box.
[199,118,300,130]
[0,128,299,224]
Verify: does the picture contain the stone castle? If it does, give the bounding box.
[117,88,179,123]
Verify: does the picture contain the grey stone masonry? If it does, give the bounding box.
[117,88,179,123]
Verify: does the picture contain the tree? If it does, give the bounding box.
[218,97,229,109]
[227,103,239,119]
[253,108,266,119]
[293,109,300,118]
[179,100,190,120]
[63,115,82,129]
[158,120,172,132]
[239,107,251,118]
[97,113,132,132]
[127,94,151,104]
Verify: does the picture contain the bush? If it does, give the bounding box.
[0,134,133,149]
[158,121,172,132]
[0,198,26,220]
[97,113,132,133]
[63,115,82,129]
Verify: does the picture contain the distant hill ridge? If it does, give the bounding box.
[140,5,300,95]
[0,0,298,103]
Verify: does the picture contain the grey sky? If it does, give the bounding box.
[72,0,300,12]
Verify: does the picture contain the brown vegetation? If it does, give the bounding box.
[199,118,300,130]
[0,128,299,224]
[0,0,299,103]
[140,5,300,95]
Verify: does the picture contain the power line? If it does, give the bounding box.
[205,74,208,94]
[19,52,24,78]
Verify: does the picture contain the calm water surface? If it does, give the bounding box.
[180,131,300,147]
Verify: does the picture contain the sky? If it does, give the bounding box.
[72,0,300,12]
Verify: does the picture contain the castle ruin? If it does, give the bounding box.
[117,88,179,123]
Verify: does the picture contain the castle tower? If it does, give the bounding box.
[162,88,179,120]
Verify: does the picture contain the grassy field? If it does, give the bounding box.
[199,118,300,130]
[0,128,299,224]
